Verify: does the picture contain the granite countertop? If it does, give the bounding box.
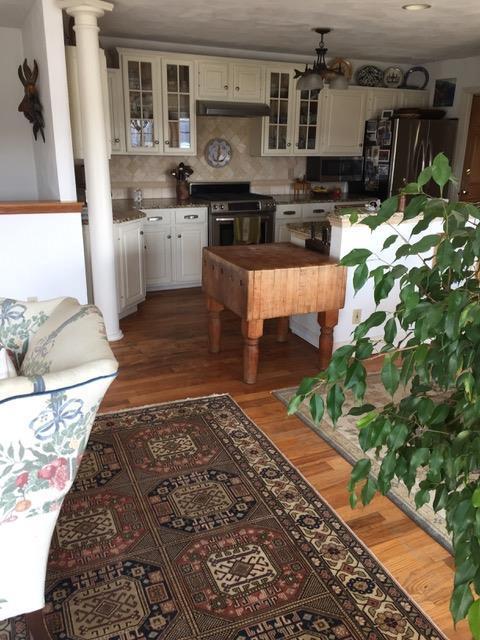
[287,221,329,240]
[272,193,373,205]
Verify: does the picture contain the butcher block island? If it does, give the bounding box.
[202,243,347,384]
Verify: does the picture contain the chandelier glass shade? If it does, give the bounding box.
[295,28,348,91]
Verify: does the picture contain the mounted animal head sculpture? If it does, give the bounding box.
[18,59,45,142]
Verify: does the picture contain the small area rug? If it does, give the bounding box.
[5,395,445,639]
[274,380,450,552]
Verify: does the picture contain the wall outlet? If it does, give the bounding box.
[352,309,362,324]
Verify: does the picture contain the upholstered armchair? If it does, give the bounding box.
[0,297,118,632]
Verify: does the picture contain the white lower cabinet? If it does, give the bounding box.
[143,207,207,289]
[115,219,146,316]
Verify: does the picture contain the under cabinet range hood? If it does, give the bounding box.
[196,100,270,118]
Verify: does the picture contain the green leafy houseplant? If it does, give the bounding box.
[289,153,480,638]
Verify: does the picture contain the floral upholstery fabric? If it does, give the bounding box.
[0,297,117,621]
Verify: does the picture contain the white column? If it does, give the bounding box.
[58,0,122,341]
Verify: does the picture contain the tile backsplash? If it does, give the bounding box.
[109,117,307,198]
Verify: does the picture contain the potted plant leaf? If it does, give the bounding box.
[288,153,480,639]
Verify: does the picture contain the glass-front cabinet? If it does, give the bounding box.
[293,88,321,154]
[161,60,195,155]
[123,55,161,153]
[263,68,295,155]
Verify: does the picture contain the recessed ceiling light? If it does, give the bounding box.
[402,3,432,9]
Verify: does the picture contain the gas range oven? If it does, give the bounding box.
[190,182,276,246]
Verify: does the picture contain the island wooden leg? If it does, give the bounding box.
[276,316,289,343]
[241,319,264,384]
[207,297,224,353]
[318,310,339,370]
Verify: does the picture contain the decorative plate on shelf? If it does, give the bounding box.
[205,138,232,168]
[355,65,384,87]
[383,66,404,88]
[403,65,429,90]
[327,57,353,80]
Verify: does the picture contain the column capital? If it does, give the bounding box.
[57,0,113,18]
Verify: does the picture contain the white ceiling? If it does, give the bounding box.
[98,0,480,63]
[0,0,33,27]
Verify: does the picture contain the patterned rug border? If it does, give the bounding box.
[272,387,452,554]
[98,392,447,640]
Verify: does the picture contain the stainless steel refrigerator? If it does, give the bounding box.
[363,117,458,199]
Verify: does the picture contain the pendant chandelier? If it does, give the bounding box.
[295,28,349,91]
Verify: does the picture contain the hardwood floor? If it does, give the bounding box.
[104,288,464,639]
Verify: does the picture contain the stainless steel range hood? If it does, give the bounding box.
[196,100,270,118]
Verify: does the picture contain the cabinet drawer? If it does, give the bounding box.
[175,208,207,224]
[275,205,301,219]
[302,203,335,219]
[141,209,173,225]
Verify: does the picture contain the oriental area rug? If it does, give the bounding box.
[4,395,445,640]
[274,380,450,552]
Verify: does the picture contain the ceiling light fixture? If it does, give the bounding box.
[402,3,432,10]
[295,28,348,92]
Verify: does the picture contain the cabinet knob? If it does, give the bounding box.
[114,138,120,143]
[224,84,229,90]
[154,140,160,145]
[167,234,172,239]
[177,234,182,238]
[165,140,170,145]
[286,142,291,147]
[235,86,240,91]
[140,230,144,235]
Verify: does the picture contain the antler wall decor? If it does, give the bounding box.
[18,59,45,142]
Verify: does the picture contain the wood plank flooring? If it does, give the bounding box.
[104,288,464,639]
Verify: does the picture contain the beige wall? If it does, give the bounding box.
[109,116,306,198]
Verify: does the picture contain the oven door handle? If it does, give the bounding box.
[214,217,236,222]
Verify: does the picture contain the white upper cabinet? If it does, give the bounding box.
[292,88,322,154]
[161,59,196,155]
[365,87,404,120]
[400,88,429,110]
[197,60,263,101]
[262,67,295,155]
[122,54,162,153]
[107,69,126,154]
[319,88,368,156]
[231,63,263,101]
[198,61,230,99]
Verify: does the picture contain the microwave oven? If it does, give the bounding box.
[306,157,364,182]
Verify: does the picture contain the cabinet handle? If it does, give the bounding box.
[140,230,144,235]
[235,86,240,91]
[184,214,199,219]
[177,234,182,238]
[313,209,325,213]
[165,140,170,145]
[283,210,297,215]
[147,216,163,221]
[286,142,291,147]
[154,140,160,145]
[167,234,172,239]
[114,138,120,143]
[224,84,229,90]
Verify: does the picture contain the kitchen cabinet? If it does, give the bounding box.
[292,89,322,154]
[365,87,429,120]
[319,88,368,155]
[143,207,207,289]
[261,67,296,155]
[274,201,362,243]
[161,59,196,154]
[107,68,126,154]
[65,46,110,160]
[122,53,162,153]
[197,61,263,102]
[115,219,146,315]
